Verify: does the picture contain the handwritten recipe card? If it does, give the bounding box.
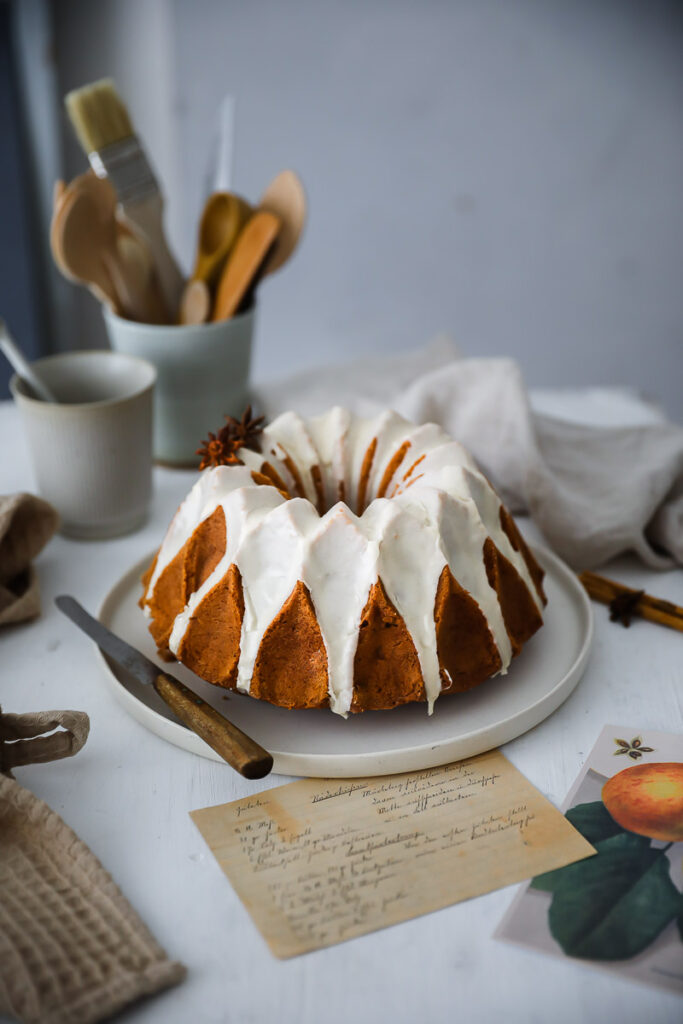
[191,751,593,958]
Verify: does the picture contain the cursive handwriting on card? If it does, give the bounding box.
[191,751,593,958]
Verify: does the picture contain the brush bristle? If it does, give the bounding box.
[65,78,134,153]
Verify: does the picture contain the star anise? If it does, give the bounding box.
[196,405,265,471]
[218,405,265,453]
[196,431,237,470]
[609,589,644,627]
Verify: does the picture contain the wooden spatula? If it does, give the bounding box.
[259,170,306,276]
[212,211,281,321]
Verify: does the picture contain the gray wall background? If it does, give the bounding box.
[43,0,683,417]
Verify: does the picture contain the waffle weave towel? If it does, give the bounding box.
[0,708,185,1023]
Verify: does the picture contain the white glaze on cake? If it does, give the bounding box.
[142,408,544,717]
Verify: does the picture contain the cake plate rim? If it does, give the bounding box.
[94,542,593,778]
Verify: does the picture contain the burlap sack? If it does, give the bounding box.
[0,493,59,627]
[0,708,186,1023]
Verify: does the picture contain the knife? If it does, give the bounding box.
[55,595,273,779]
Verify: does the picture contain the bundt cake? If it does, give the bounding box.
[140,407,546,716]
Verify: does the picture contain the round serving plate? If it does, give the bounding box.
[97,545,593,778]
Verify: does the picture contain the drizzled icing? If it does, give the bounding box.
[142,408,544,717]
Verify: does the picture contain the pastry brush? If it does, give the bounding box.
[64,78,183,318]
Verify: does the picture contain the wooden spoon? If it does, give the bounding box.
[50,175,122,314]
[116,225,169,324]
[179,279,211,325]
[212,211,281,321]
[191,192,252,288]
[53,179,67,210]
[51,172,169,322]
[258,170,306,275]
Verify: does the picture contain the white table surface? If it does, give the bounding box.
[1,396,681,1024]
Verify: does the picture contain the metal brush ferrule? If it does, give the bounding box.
[88,135,158,205]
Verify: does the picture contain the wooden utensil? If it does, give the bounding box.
[116,224,170,324]
[56,595,273,779]
[191,192,252,288]
[50,174,122,313]
[212,211,281,321]
[51,172,168,323]
[65,78,185,317]
[76,172,169,323]
[258,169,306,275]
[53,179,67,209]
[179,279,212,325]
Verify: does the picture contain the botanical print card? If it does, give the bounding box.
[191,750,593,958]
[497,726,683,995]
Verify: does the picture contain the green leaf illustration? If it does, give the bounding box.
[546,836,681,960]
[531,831,648,894]
[565,801,627,844]
[531,802,639,893]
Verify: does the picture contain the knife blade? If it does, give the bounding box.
[55,595,273,779]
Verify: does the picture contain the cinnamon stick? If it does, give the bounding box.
[579,571,683,633]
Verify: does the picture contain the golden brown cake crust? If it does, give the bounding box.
[356,437,377,513]
[176,563,244,688]
[145,505,227,654]
[351,580,425,711]
[140,410,548,715]
[434,566,503,693]
[142,510,546,712]
[250,581,330,709]
[483,537,544,656]
[258,460,291,498]
[376,441,411,499]
[499,506,547,605]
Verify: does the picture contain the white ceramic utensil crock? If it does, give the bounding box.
[103,307,254,465]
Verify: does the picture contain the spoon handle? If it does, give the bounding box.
[212,211,281,321]
[179,279,211,325]
[0,321,57,403]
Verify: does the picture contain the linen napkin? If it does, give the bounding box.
[0,707,186,1024]
[0,493,59,627]
[255,338,683,569]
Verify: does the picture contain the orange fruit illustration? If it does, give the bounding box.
[602,762,683,842]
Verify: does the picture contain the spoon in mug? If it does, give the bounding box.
[51,174,123,314]
[210,172,304,319]
[179,279,212,326]
[179,170,307,324]
[191,192,252,288]
[0,320,57,402]
[178,192,252,325]
[212,211,281,321]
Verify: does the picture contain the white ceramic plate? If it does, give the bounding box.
[97,545,592,778]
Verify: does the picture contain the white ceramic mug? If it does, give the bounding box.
[103,307,254,465]
[10,351,156,539]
